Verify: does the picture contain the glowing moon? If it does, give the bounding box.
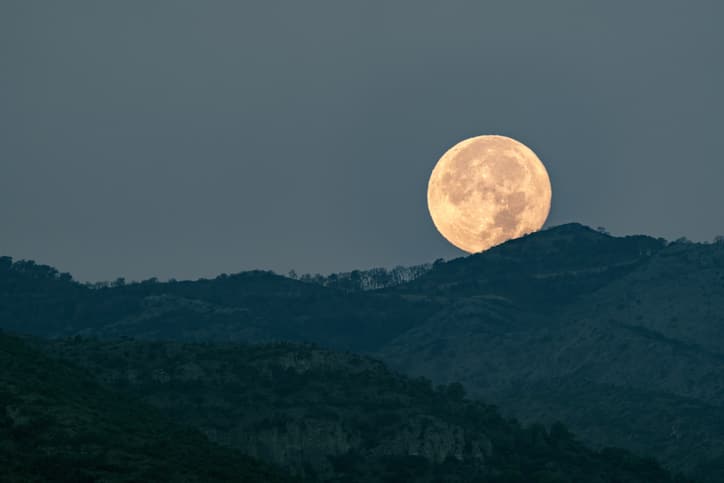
[427,135,552,253]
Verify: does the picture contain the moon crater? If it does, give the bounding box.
[427,135,552,253]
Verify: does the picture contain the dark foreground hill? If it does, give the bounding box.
[2,224,724,479]
[0,332,293,483]
[35,336,686,483]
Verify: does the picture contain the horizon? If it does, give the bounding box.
[2,221,716,284]
[3,2,723,282]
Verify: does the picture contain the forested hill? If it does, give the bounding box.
[0,331,294,482]
[0,254,438,351]
[0,224,664,350]
[388,222,667,309]
[3,224,724,480]
[31,335,687,483]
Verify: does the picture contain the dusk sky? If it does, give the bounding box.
[2,1,723,282]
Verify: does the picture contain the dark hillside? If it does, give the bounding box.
[391,224,666,310]
[0,332,293,482]
[3,225,723,479]
[0,259,437,351]
[37,336,687,483]
[379,233,724,481]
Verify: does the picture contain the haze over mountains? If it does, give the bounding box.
[2,223,723,481]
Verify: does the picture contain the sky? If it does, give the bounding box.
[1,1,723,282]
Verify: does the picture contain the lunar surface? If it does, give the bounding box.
[427,135,552,253]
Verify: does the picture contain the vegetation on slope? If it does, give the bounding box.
[390,223,667,310]
[0,332,293,483]
[3,224,724,479]
[379,229,724,481]
[0,256,437,351]
[38,336,688,483]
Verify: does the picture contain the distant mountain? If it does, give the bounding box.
[389,223,666,309]
[35,336,685,483]
[0,256,438,352]
[2,224,724,479]
[0,331,293,483]
[293,262,432,291]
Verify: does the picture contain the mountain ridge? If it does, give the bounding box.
[2,223,723,479]
[30,334,687,483]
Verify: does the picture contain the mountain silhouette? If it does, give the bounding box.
[2,224,723,480]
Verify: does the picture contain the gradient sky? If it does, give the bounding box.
[2,1,723,282]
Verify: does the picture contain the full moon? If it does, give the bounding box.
[427,135,552,253]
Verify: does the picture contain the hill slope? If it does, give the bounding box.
[37,336,686,483]
[379,229,724,480]
[0,256,437,352]
[3,224,724,479]
[0,331,293,483]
